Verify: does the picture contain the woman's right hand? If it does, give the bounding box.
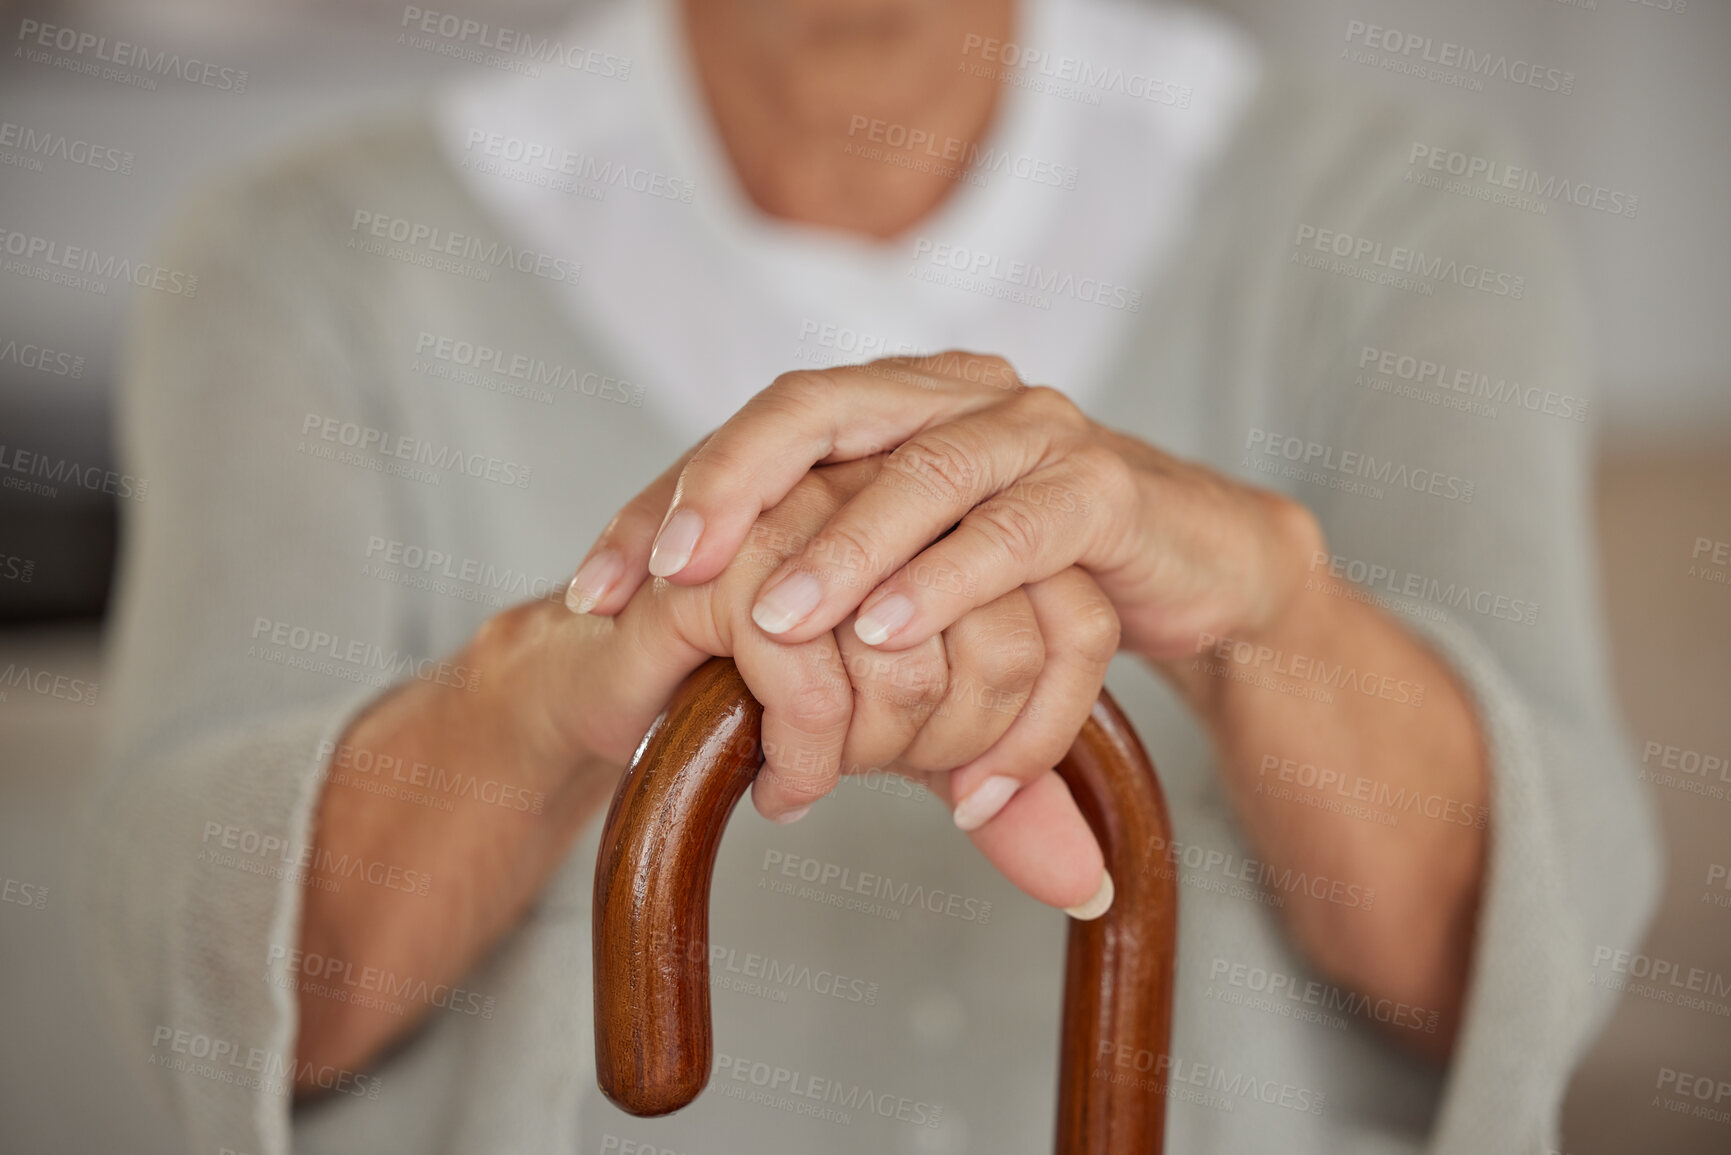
[555,453,1115,911]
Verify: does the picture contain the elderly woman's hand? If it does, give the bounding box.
[566,452,1117,915]
[564,353,1495,1056]
[567,353,1323,815]
[572,353,1321,663]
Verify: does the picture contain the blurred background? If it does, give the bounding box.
[1,0,1726,1150]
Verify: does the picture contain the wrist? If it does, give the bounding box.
[464,595,605,793]
[1150,492,1329,706]
[1236,493,1329,645]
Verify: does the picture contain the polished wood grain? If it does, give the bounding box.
[593,656,1175,1153]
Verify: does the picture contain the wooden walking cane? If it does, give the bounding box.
[593,656,1177,1153]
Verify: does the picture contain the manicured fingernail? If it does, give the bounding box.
[853,593,915,646]
[952,775,1020,832]
[565,550,623,614]
[648,508,704,577]
[1063,871,1114,921]
[752,572,824,635]
[772,804,812,825]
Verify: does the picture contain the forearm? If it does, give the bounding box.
[293,599,620,1089]
[1155,574,1489,1057]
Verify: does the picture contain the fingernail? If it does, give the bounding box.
[772,804,812,825]
[1063,870,1114,921]
[648,508,704,577]
[752,572,824,635]
[853,593,915,646]
[565,550,623,614]
[952,775,1020,832]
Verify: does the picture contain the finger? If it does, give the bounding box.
[645,354,1019,585]
[897,589,1043,774]
[732,622,854,824]
[849,449,1135,650]
[927,769,1109,916]
[948,568,1120,832]
[747,387,1092,642]
[832,626,949,775]
[555,562,724,766]
[564,441,705,617]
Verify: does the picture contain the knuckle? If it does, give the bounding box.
[743,515,809,565]
[885,435,982,505]
[949,351,1020,391]
[764,368,841,414]
[762,769,836,808]
[1068,597,1123,666]
[1265,491,1325,560]
[970,498,1045,570]
[1017,383,1082,424]
[840,647,895,693]
[683,438,754,493]
[778,475,845,533]
[472,600,542,657]
[1070,443,1125,490]
[807,523,882,591]
[665,580,723,650]
[846,641,948,711]
[971,615,1045,690]
[896,645,952,709]
[784,675,853,733]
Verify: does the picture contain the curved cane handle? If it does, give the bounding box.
[594,657,1176,1153]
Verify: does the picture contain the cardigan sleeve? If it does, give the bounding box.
[1258,100,1663,1154]
[71,164,421,1155]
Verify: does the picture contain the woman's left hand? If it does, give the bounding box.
[570,352,1324,666]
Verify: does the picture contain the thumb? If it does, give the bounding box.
[564,438,708,617]
[931,769,1110,917]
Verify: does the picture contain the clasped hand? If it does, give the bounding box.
[565,353,1319,916]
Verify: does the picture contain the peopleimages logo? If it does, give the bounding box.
[199,821,433,897]
[909,237,1142,312]
[1145,831,1377,910]
[1292,225,1526,298]
[413,332,642,405]
[0,119,135,175]
[299,412,534,489]
[649,929,881,1006]
[1408,143,1637,219]
[1095,1044,1328,1116]
[458,130,694,203]
[1207,956,1441,1033]
[713,1051,944,1128]
[398,7,631,79]
[362,533,565,605]
[316,738,546,814]
[0,226,198,297]
[846,115,1080,190]
[1308,550,1539,627]
[0,662,98,706]
[348,211,581,285]
[1358,344,1587,423]
[0,442,148,501]
[959,34,1194,108]
[149,1025,381,1098]
[1342,20,1575,96]
[1245,429,1475,505]
[760,849,993,924]
[15,19,249,93]
[1257,753,1488,829]
[1591,946,1731,1001]
[266,944,496,1019]
[0,336,84,378]
[248,615,480,693]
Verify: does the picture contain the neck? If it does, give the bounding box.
[681,0,1015,240]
